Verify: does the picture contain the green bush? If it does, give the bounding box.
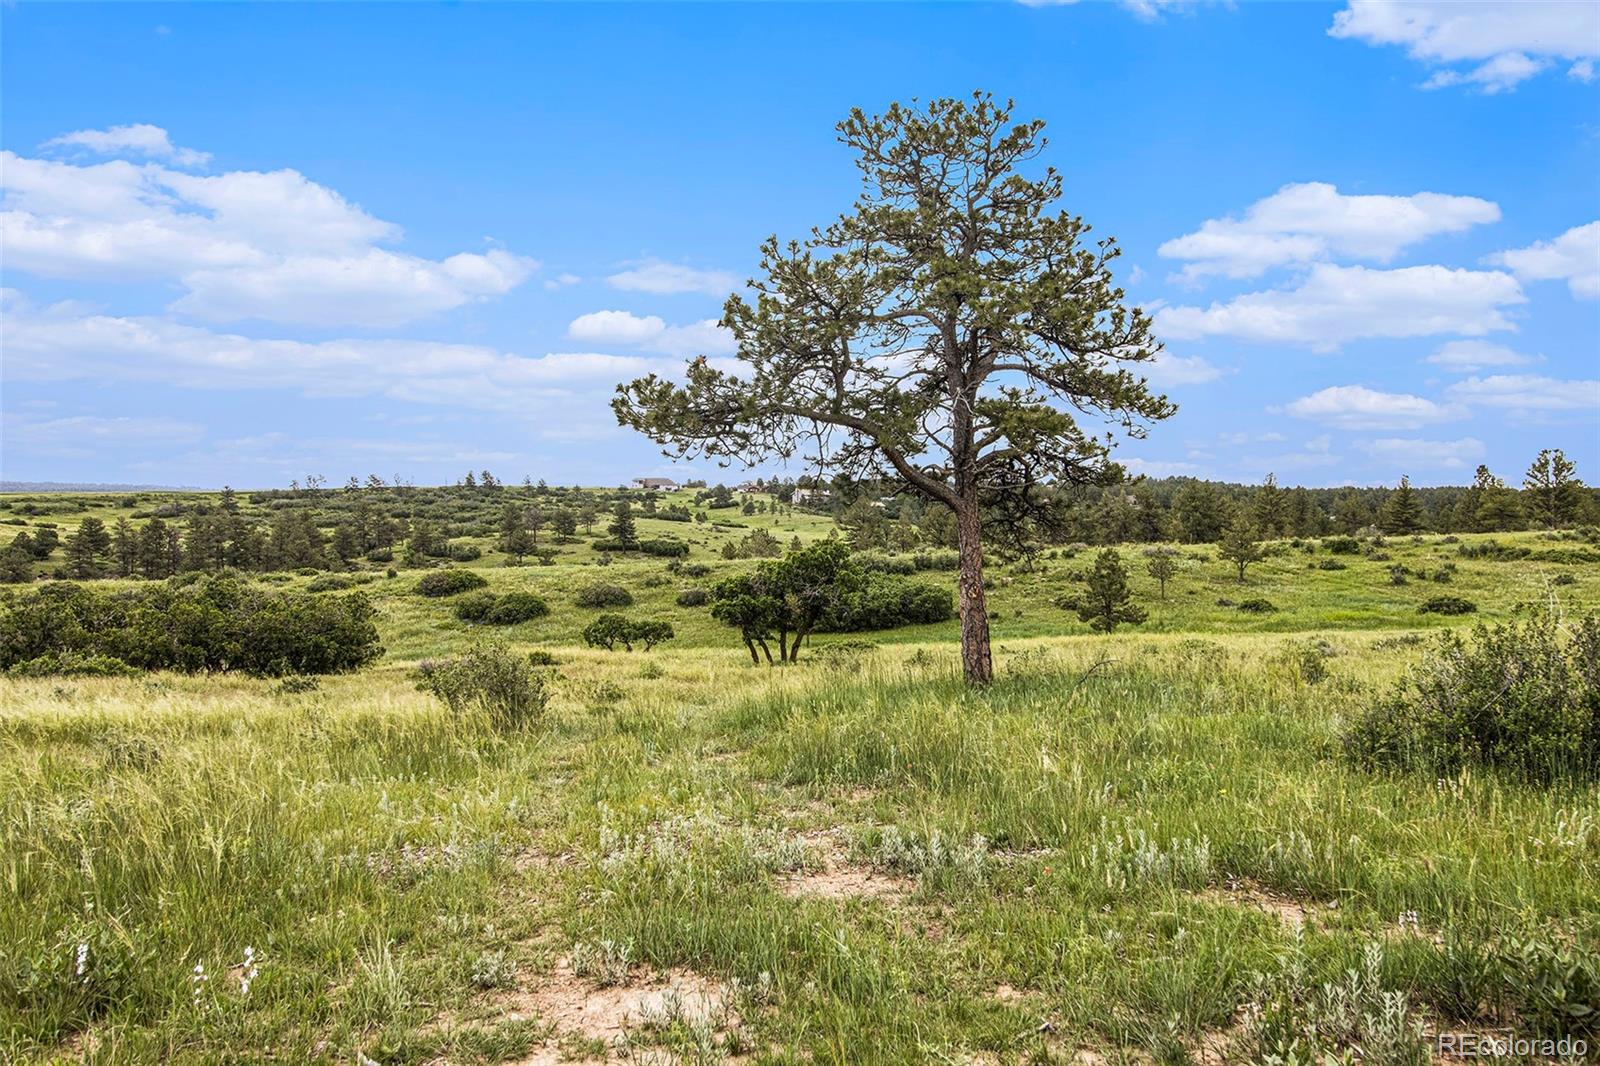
[418,640,546,731]
[1418,596,1477,615]
[1323,536,1362,554]
[485,591,549,625]
[306,574,354,592]
[827,573,954,631]
[574,582,633,608]
[676,587,710,607]
[446,542,482,562]
[1237,598,1278,613]
[0,577,383,677]
[581,614,674,651]
[452,590,499,622]
[1315,558,1347,571]
[415,569,489,597]
[1344,610,1599,782]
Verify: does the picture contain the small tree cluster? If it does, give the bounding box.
[581,614,675,651]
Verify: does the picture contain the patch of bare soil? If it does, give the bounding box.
[1199,878,1319,931]
[497,958,735,1063]
[775,827,914,902]
[780,864,913,901]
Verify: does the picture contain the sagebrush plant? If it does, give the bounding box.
[1345,606,1599,782]
[418,639,547,731]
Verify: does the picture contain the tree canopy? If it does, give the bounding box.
[614,93,1174,683]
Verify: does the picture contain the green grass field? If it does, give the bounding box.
[2,517,1597,1064]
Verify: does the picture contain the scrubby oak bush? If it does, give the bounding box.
[453,590,499,622]
[582,614,674,651]
[0,577,383,676]
[676,587,710,607]
[1418,596,1477,616]
[486,591,549,625]
[574,582,633,608]
[419,640,546,731]
[1344,610,1599,782]
[415,569,488,598]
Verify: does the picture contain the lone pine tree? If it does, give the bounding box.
[613,93,1173,684]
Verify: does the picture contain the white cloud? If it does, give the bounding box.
[1446,374,1600,412]
[1423,339,1537,371]
[2,295,657,414]
[605,259,740,297]
[3,415,206,457]
[1329,1,1600,93]
[1122,457,1203,476]
[1157,263,1524,350]
[1485,221,1600,299]
[1572,59,1597,83]
[1159,182,1499,281]
[0,140,537,326]
[172,248,533,328]
[1283,384,1464,430]
[544,272,581,290]
[566,309,736,356]
[1422,52,1548,94]
[1143,352,1225,386]
[568,309,668,345]
[1359,436,1486,469]
[1018,0,1229,18]
[42,123,211,167]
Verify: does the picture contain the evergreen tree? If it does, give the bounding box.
[1523,448,1581,529]
[1379,475,1422,534]
[1217,515,1263,583]
[1144,547,1177,600]
[27,527,59,560]
[0,541,33,584]
[607,500,638,548]
[64,518,112,578]
[1251,473,1287,538]
[137,518,175,578]
[615,95,1173,685]
[1332,489,1373,534]
[111,518,138,578]
[1076,548,1147,633]
[551,508,578,539]
[1171,480,1229,543]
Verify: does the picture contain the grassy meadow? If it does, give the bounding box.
[2,508,1597,1063]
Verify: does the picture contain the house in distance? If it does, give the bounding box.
[630,477,679,491]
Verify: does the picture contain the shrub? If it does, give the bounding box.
[415,569,488,598]
[582,614,675,651]
[485,591,549,625]
[1344,610,1599,782]
[1418,596,1477,616]
[365,547,395,563]
[827,574,954,631]
[6,651,140,678]
[447,543,482,562]
[1237,598,1277,613]
[452,590,499,622]
[1315,559,1347,571]
[590,537,689,557]
[574,582,633,608]
[1552,573,1577,587]
[527,649,560,667]
[1323,536,1362,554]
[676,587,710,607]
[0,577,382,677]
[306,574,354,592]
[418,640,546,731]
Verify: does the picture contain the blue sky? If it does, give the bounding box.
[2,1,1596,490]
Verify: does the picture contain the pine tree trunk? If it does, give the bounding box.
[955,502,994,686]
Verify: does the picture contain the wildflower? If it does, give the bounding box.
[191,961,208,1005]
[239,946,260,996]
[74,942,89,980]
